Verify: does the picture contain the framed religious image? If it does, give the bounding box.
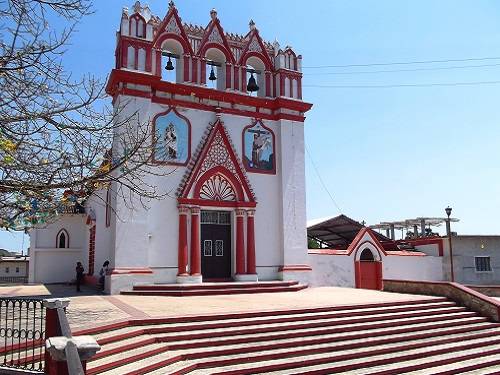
[242,120,276,174]
[152,108,191,166]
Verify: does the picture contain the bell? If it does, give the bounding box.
[165,56,174,71]
[247,73,259,92]
[208,66,217,81]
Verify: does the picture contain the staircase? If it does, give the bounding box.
[121,280,307,296]
[82,297,500,375]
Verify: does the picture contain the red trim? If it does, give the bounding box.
[150,93,306,122]
[246,214,256,274]
[190,210,201,276]
[385,250,426,256]
[308,249,348,255]
[193,166,245,201]
[242,119,276,175]
[383,279,500,321]
[347,228,388,256]
[183,55,190,81]
[234,66,240,91]
[400,237,445,257]
[238,30,273,69]
[151,107,191,166]
[200,59,207,85]
[192,57,198,83]
[177,198,256,208]
[129,14,146,38]
[265,72,271,97]
[278,265,312,272]
[106,69,313,115]
[197,19,235,64]
[88,225,96,275]
[109,267,153,275]
[178,209,189,276]
[235,212,245,275]
[151,7,194,54]
[225,63,232,89]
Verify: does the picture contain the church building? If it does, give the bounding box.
[28,1,314,293]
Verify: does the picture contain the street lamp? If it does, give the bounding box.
[445,206,455,282]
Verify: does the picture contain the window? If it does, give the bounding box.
[203,240,213,256]
[5,267,9,274]
[15,267,19,273]
[475,256,492,272]
[215,240,224,257]
[56,229,69,248]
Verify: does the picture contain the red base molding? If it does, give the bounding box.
[278,265,313,272]
[110,267,154,275]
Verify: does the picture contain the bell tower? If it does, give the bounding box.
[105,1,313,292]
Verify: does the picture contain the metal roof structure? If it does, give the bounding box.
[307,214,390,248]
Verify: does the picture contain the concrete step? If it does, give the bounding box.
[121,284,308,296]
[132,280,299,291]
[90,299,456,344]
[155,327,500,375]
[403,353,500,374]
[210,339,500,375]
[88,318,497,375]
[93,317,493,365]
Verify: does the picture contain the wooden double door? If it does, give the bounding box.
[200,211,232,281]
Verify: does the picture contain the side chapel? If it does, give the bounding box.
[28,1,313,293]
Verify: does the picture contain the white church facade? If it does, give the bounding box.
[28,2,450,294]
[29,1,314,293]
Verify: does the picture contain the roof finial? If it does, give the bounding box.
[168,0,175,9]
[210,8,217,20]
[249,19,256,30]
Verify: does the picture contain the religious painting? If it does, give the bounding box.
[243,121,275,174]
[153,108,190,165]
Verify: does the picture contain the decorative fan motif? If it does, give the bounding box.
[199,173,236,201]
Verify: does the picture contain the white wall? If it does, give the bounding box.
[29,214,87,283]
[32,249,83,283]
[383,255,444,281]
[309,254,354,287]
[0,261,28,277]
[112,96,286,282]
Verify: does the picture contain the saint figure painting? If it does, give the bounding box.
[243,121,275,173]
[153,109,190,165]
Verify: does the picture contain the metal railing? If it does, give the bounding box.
[0,298,45,372]
[0,277,29,284]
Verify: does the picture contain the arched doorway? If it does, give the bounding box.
[355,247,383,290]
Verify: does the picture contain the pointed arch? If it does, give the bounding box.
[56,229,69,249]
[152,6,193,54]
[238,31,273,70]
[197,19,235,63]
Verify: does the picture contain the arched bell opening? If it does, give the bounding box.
[245,56,266,98]
[161,39,185,83]
[205,48,226,90]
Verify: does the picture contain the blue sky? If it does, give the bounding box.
[2,0,500,252]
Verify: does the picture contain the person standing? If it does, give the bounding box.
[75,262,84,292]
[99,260,110,290]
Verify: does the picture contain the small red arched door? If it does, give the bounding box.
[355,248,383,290]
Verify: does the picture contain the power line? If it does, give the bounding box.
[304,80,500,89]
[302,56,500,69]
[305,143,343,214]
[304,63,500,75]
